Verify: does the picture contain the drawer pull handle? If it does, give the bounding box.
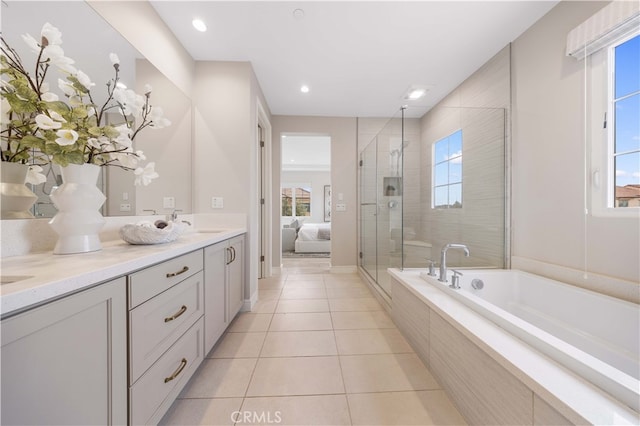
[166,266,189,278]
[164,358,188,383]
[164,305,188,322]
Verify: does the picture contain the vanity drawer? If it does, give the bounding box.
[129,317,204,426]
[128,249,203,308]
[129,271,204,383]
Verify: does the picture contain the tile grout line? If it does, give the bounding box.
[329,275,355,426]
[234,299,276,425]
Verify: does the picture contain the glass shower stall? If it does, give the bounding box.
[359,106,507,301]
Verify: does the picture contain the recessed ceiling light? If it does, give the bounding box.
[408,89,426,100]
[192,18,207,32]
[403,85,431,101]
[293,8,305,20]
[300,85,310,93]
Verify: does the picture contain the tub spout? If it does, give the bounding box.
[438,243,470,283]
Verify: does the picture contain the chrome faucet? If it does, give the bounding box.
[168,209,182,221]
[438,243,470,283]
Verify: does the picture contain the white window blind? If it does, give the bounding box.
[566,0,639,59]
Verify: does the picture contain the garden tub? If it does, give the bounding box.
[418,269,639,413]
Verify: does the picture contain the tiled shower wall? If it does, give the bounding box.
[417,46,510,268]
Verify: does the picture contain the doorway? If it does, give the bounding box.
[280,134,331,260]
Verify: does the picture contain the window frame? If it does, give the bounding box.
[281,184,312,218]
[589,30,640,218]
[432,129,463,209]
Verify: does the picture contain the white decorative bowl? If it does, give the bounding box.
[120,221,189,245]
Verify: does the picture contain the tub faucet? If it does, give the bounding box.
[438,244,470,283]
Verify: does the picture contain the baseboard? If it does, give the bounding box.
[242,290,259,312]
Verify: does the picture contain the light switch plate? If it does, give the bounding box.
[211,197,224,209]
[163,197,175,208]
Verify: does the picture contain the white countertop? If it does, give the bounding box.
[0,228,245,318]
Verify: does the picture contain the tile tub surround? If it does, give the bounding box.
[388,269,640,426]
[160,263,467,426]
[0,227,245,317]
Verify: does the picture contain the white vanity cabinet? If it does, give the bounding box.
[127,249,205,425]
[227,235,245,322]
[0,228,247,426]
[0,277,127,426]
[204,235,245,354]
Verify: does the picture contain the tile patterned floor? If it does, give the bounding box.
[160,259,466,426]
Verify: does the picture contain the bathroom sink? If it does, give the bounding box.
[0,275,34,285]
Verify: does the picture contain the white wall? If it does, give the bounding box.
[272,116,358,269]
[192,61,272,304]
[87,1,195,98]
[511,0,639,286]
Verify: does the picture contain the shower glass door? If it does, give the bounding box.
[360,140,378,282]
[359,112,404,299]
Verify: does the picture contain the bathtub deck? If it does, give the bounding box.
[388,269,640,426]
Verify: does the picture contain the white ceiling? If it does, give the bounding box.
[281,135,331,171]
[151,1,558,118]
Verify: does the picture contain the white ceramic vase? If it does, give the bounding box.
[49,163,106,255]
[1,162,37,219]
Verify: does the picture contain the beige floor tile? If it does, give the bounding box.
[208,332,266,359]
[340,353,441,393]
[258,279,286,290]
[247,356,344,396]
[331,310,396,329]
[335,329,413,355]
[276,299,330,313]
[269,312,333,331]
[326,286,373,299]
[239,395,351,425]
[282,259,331,274]
[348,390,467,425]
[179,358,257,398]
[280,287,327,300]
[323,273,361,281]
[283,280,326,289]
[286,273,325,282]
[285,267,330,275]
[227,313,272,332]
[251,299,278,314]
[329,297,383,312]
[257,289,282,300]
[159,397,243,426]
[324,279,367,288]
[260,331,337,357]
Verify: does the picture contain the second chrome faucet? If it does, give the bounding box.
[438,243,470,283]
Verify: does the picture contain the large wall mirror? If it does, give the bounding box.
[2,1,192,218]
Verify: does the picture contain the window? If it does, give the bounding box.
[590,31,640,215]
[432,130,463,209]
[610,34,640,208]
[281,186,311,216]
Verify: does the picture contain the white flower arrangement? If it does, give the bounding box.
[1,22,171,186]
